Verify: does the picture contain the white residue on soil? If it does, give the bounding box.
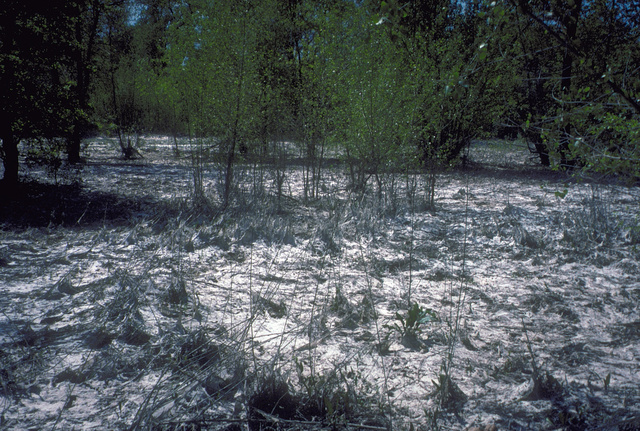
[1,137,639,430]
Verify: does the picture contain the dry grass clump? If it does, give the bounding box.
[0,328,48,400]
[245,365,389,431]
[163,275,190,307]
[175,329,221,370]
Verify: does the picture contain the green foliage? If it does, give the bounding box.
[293,357,383,426]
[431,372,468,411]
[335,6,413,190]
[0,1,80,184]
[24,138,66,182]
[493,0,640,176]
[544,105,640,180]
[388,303,439,337]
[377,0,507,169]
[555,188,569,199]
[6,0,640,191]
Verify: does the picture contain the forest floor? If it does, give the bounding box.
[1,137,639,431]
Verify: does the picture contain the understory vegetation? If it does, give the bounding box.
[3,0,640,191]
[1,138,639,430]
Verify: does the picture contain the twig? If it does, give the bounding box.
[521,316,539,378]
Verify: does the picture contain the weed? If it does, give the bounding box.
[118,322,151,346]
[251,293,287,319]
[292,359,389,429]
[105,270,145,323]
[329,283,366,330]
[386,303,438,350]
[176,329,221,370]
[248,373,300,429]
[520,318,564,401]
[431,371,468,412]
[561,184,622,253]
[427,178,472,427]
[520,370,564,401]
[85,328,114,349]
[330,284,351,316]
[163,275,189,306]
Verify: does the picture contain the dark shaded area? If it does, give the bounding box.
[248,377,303,430]
[0,180,168,229]
[461,164,569,184]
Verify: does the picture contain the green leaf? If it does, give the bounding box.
[554,188,568,199]
[478,42,488,61]
[324,395,334,416]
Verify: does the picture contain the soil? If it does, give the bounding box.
[1,137,639,430]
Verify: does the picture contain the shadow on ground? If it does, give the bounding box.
[0,180,177,229]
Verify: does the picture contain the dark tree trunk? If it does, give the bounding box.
[68,128,82,164]
[223,12,248,208]
[558,0,582,169]
[223,132,236,208]
[1,132,19,188]
[533,141,550,167]
[68,0,101,164]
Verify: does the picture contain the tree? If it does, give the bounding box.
[340,7,411,194]
[95,2,148,158]
[0,1,79,188]
[164,0,261,206]
[134,0,177,135]
[88,0,173,159]
[297,0,346,200]
[370,0,511,207]
[500,0,640,175]
[67,0,104,164]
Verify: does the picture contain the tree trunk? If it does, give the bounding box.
[223,134,236,208]
[68,1,101,164]
[1,132,19,188]
[222,9,248,208]
[558,0,582,169]
[533,140,550,166]
[68,128,82,164]
[68,7,86,165]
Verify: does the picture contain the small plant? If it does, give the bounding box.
[176,329,221,370]
[604,372,611,392]
[386,303,438,350]
[555,188,569,199]
[248,373,300,430]
[24,137,65,183]
[164,275,189,306]
[389,303,438,337]
[293,358,387,429]
[432,371,468,411]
